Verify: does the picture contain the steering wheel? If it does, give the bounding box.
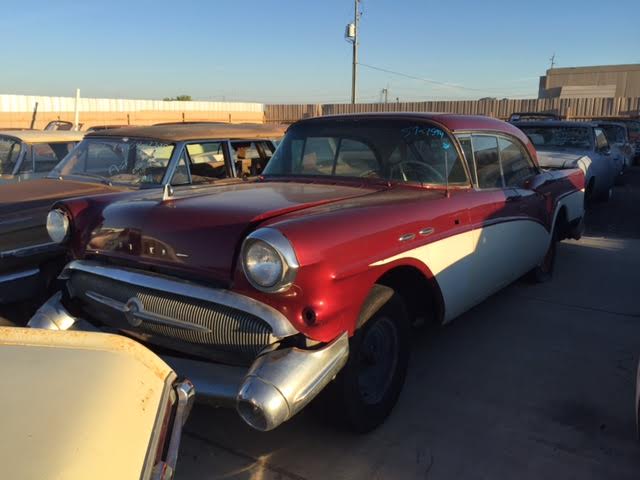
[393,160,446,183]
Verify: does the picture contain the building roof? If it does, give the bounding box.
[0,130,85,143]
[86,122,287,141]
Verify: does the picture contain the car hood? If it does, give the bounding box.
[0,178,121,252]
[85,180,380,285]
[535,149,590,169]
[0,326,173,480]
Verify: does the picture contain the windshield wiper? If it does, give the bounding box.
[60,172,112,186]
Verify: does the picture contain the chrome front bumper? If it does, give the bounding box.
[29,293,349,431]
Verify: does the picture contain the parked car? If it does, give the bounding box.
[508,112,564,122]
[0,130,84,184]
[513,120,617,203]
[592,117,640,161]
[592,120,634,173]
[0,326,194,479]
[0,123,284,305]
[30,113,584,433]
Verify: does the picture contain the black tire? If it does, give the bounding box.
[321,291,410,433]
[596,185,613,203]
[528,223,559,283]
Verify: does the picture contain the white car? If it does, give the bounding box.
[0,326,194,480]
[514,121,618,204]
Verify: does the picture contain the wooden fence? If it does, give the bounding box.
[265,97,640,123]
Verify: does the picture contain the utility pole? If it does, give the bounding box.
[381,86,389,104]
[345,0,360,104]
[549,53,556,69]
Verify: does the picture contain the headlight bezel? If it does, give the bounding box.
[241,228,299,293]
[46,208,71,244]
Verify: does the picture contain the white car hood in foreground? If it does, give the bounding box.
[0,327,175,480]
[536,149,590,169]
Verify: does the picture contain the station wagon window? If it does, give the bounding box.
[265,120,469,186]
[185,141,227,183]
[498,137,537,187]
[471,135,502,188]
[0,138,22,175]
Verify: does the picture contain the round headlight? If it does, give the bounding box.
[46,209,70,244]
[241,228,299,293]
[243,240,283,288]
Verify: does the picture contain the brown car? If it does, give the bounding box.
[0,123,284,304]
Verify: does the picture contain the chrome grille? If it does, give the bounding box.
[69,271,273,361]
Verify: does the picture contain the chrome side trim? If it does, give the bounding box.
[0,242,59,259]
[85,290,212,332]
[418,227,435,236]
[60,260,299,338]
[0,268,39,284]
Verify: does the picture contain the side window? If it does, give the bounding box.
[471,135,502,188]
[31,142,75,173]
[171,151,190,186]
[186,142,226,183]
[456,135,476,184]
[231,141,263,176]
[594,128,609,151]
[256,141,275,174]
[498,137,537,187]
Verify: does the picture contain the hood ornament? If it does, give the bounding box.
[162,183,174,201]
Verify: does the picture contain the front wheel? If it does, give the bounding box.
[322,292,410,433]
[528,229,558,283]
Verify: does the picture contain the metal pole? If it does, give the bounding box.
[351,0,359,104]
[29,102,38,129]
[73,88,80,130]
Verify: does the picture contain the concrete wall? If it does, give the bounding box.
[0,94,265,129]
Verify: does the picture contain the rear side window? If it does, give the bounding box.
[232,141,266,176]
[498,137,537,187]
[472,135,502,188]
[186,142,227,183]
[594,128,609,151]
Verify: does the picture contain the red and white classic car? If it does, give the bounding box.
[30,114,585,433]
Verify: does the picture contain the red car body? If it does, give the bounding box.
[34,113,585,432]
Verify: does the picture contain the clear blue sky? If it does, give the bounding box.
[1,0,638,103]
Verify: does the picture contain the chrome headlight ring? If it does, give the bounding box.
[241,228,299,293]
[46,208,71,244]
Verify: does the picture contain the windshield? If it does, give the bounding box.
[600,125,626,144]
[0,137,22,175]
[264,119,468,185]
[50,138,175,185]
[520,126,592,150]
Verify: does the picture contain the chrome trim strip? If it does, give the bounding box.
[61,260,299,338]
[0,216,34,227]
[0,268,39,284]
[0,242,59,259]
[85,290,212,332]
[418,227,435,236]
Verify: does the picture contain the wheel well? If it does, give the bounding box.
[376,266,442,327]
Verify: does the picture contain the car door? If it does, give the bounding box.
[457,133,547,304]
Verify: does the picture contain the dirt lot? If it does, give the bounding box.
[176,168,640,479]
[2,169,639,479]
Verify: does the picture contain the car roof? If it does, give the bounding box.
[0,130,85,143]
[512,120,597,128]
[85,122,287,142]
[292,112,532,147]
